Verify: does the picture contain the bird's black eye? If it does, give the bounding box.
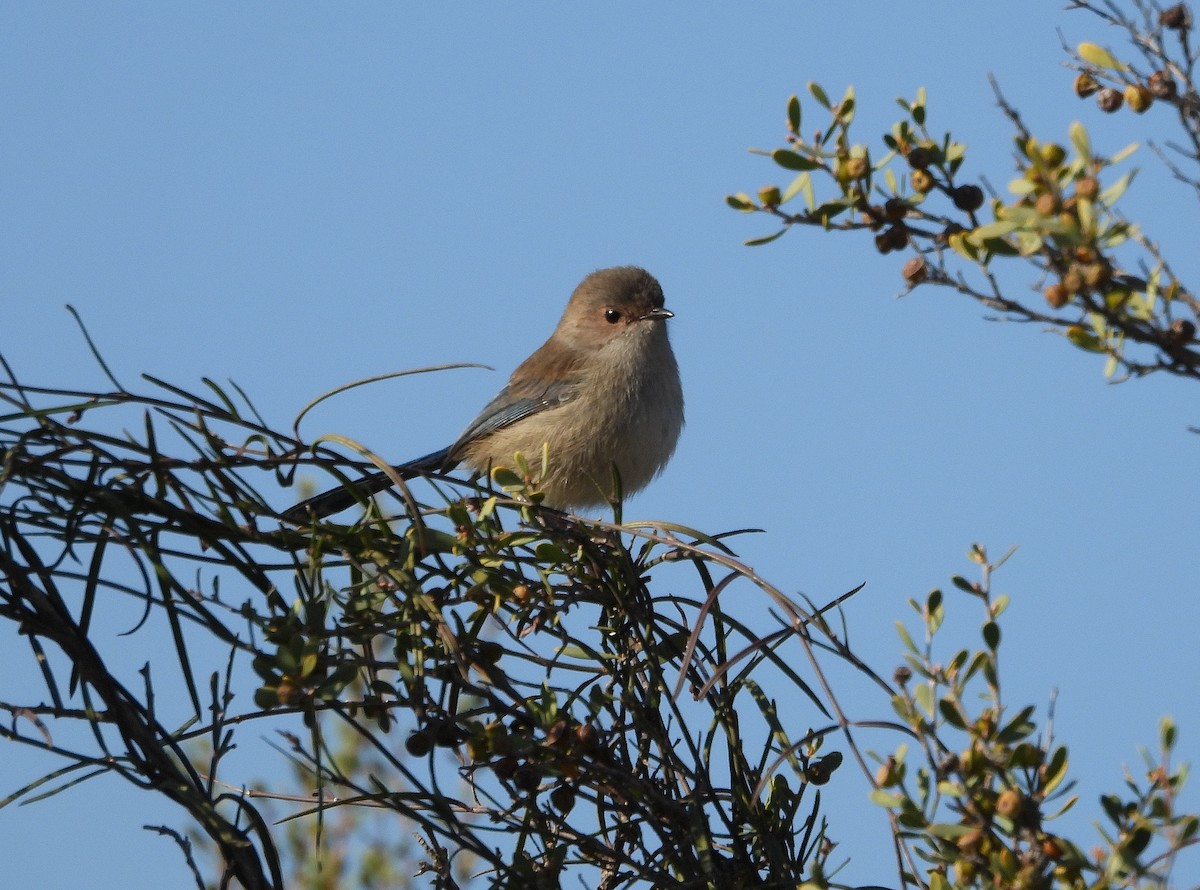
[603,308,621,324]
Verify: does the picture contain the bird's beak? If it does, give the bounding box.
[642,307,674,321]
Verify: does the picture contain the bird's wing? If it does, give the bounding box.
[447,374,580,460]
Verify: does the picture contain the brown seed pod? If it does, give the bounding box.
[996,788,1023,819]
[1074,72,1101,98]
[1125,84,1154,113]
[513,762,543,792]
[1081,261,1112,291]
[1034,193,1060,217]
[906,145,936,169]
[1075,176,1100,200]
[902,256,928,285]
[845,156,869,179]
[1062,267,1085,295]
[1075,71,1099,97]
[861,207,885,231]
[405,729,434,757]
[1161,3,1191,30]
[1044,284,1070,309]
[883,197,910,221]
[1170,318,1197,342]
[1148,70,1178,99]
[881,224,909,253]
[1096,87,1124,113]
[910,169,935,193]
[952,184,984,212]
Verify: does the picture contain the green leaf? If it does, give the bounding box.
[1009,742,1044,768]
[1161,715,1177,751]
[895,620,917,653]
[891,694,918,726]
[299,652,319,678]
[1180,814,1199,843]
[948,232,979,261]
[745,229,787,247]
[836,85,856,122]
[939,698,967,730]
[1047,794,1079,820]
[997,704,1036,743]
[771,148,821,171]
[928,822,974,840]
[963,650,989,684]
[1100,792,1124,825]
[1077,42,1129,71]
[491,467,525,488]
[808,81,831,109]
[787,94,801,133]
[982,620,1001,651]
[530,542,567,563]
[912,86,927,126]
[1067,325,1103,352]
[726,193,756,212]
[1123,825,1152,857]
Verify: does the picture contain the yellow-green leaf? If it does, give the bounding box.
[1069,121,1091,161]
[781,172,811,205]
[1078,42,1129,71]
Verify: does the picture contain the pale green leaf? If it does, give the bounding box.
[1100,169,1138,206]
[781,172,810,205]
[914,683,933,718]
[1008,177,1037,196]
[967,219,1021,243]
[869,789,904,808]
[1069,121,1091,162]
[1078,42,1129,71]
[1014,231,1045,256]
[1110,141,1139,164]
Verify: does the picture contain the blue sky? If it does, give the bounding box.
[2,4,1197,888]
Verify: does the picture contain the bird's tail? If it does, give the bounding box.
[280,447,453,523]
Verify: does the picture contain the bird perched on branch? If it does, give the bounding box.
[282,266,683,522]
